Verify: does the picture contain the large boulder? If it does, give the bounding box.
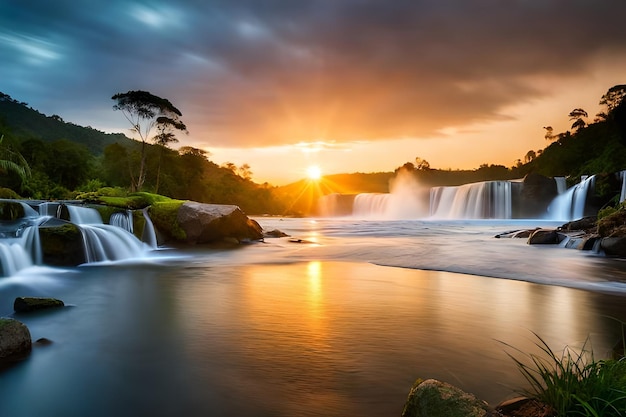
[402,379,498,417]
[517,173,558,218]
[176,202,263,244]
[0,317,32,360]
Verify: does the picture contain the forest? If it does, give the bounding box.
[1,84,626,216]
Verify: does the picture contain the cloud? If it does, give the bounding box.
[2,0,626,148]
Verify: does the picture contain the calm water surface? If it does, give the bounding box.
[0,218,625,417]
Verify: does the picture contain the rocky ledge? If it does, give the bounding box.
[495,211,626,258]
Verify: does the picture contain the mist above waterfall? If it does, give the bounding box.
[352,170,428,219]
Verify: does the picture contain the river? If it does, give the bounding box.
[1,217,625,417]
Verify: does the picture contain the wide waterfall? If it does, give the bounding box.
[316,173,619,221]
[429,181,513,219]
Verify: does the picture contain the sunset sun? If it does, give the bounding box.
[306,165,322,180]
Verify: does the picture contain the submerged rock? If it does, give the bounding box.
[402,379,498,417]
[14,297,65,313]
[527,228,565,245]
[0,317,32,360]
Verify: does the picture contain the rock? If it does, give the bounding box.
[559,216,597,233]
[527,228,565,245]
[0,317,32,360]
[401,379,498,417]
[38,218,86,266]
[600,237,626,257]
[176,202,263,244]
[496,397,555,417]
[263,229,289,238]
[14,297,65,313]
[518,173,558,218]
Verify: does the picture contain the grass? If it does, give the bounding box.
[501,324,626,417]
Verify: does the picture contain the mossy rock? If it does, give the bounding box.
[14,297,65,313]
[0,201,26,221]
[39,220,86,266]
[402,379,496,417]
[0,317,32,360]
[148,200,187,241]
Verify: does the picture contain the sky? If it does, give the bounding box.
[2,1,626,186]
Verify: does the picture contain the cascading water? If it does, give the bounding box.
[141,208,158,248]
[0,202,45,276]
[65,205,149,263]
[546,175,595,221]
[429,181,512,219]
[110,210,134,233]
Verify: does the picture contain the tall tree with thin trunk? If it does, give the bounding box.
[111,90,186,191]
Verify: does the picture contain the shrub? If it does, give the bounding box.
[502,332,626,417]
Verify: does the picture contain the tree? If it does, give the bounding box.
[111,90,186,191]
[599,85,626,115]
[0,134,30,182]
[415,157,431,171]
[153,116,187,193]
[568,108,588,131]
[543,126,555,141]
[238,163,252,181]
[524,150,536,163]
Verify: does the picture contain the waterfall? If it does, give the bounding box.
[141,208,158,249]
[555,177,567,194]
[64,205,148,263]
[546,175,595,221]
[350,171,428,219]
[110,210,134,233]
[619,171,626,203]
[353,193,390,217]
[429,181,512,219]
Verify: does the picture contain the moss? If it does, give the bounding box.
[0,317,10,329]
[148,201,186,241]
[78,190,183,210]
[597,206,626,237]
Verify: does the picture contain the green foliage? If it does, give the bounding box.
[502,332,626,417]
[0,187,20,199]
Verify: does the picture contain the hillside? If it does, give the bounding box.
[0,92,134,154]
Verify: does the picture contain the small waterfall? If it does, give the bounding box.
[429,181,512,219]
[65,205,148,263]
[39,202,61,217]
[546,175,595,221]
[141,208,158,248]
[555,177,567,194]
[0,202,45,276]
[0,238,33,277]
[110,210,134,233]
[619,171,626,203]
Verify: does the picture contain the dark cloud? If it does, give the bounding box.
[2,0,626,147]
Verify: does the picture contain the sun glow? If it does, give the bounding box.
[306,165,322,180]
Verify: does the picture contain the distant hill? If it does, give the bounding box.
[0,92,135,154]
